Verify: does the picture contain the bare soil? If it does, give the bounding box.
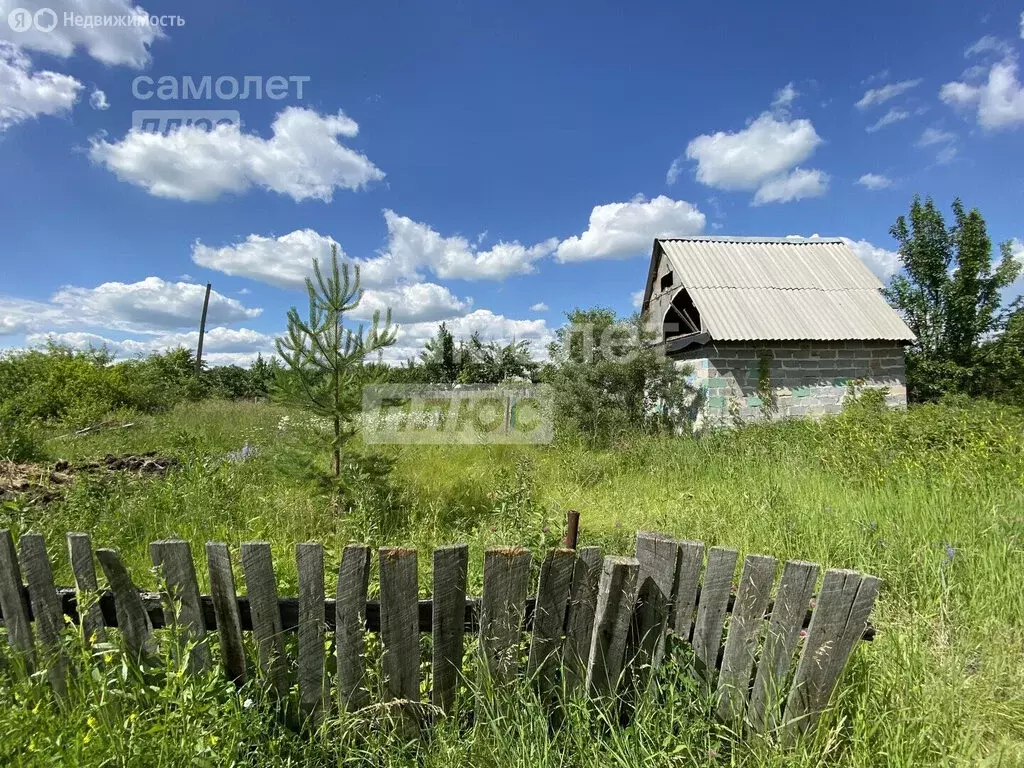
[0,452,178,504]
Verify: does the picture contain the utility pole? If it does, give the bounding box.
[195,282,212,376]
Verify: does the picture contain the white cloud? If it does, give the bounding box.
[683,112,823,192]
[193,229,342,290]
[383,310,552,365]
[0,297,72,336]
[556,195,705,262]
[49,277,261,332]
[940,58,1024,130]
[89,107,385,202]
[965,35,1014,59]
[665,156,685,185]
[0,0,162,68]
[88,87,109,110]
[0,43,82,130]
[378,210,558,281]
[865,107,910,133]
[352,283,471,324]
[529,302,548,312]
[630,290,644,310]
[26,327,276,367]
[916,127,959,163]
[771,82,798,110]
[1010,238,1023,265]
[857,173,893,191]
[855,78,923,109]
[1020,12,1024,40]
[840,237,901,279]
[752,168,829,206]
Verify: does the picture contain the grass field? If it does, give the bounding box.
[1,398,1022,766]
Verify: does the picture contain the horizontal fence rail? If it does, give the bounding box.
[0,529,881,741]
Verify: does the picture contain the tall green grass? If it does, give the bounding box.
[0,398,1022,765]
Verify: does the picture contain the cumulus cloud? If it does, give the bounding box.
[383,310,552,365]
[684,112,822,191]
[940,58,1024,130]
[752,168,829,206]
[556,195,705,262]
[89,107,385,202]
[88,87,109,110]
[352,283,471,324]
[0,0,162,68]
[192,229,343,290]
[0,277,263,335]
[855,78,923,109]
[529,302,548,312]
[26,327,276,367]
[630,290,644,310]
[865,107,910,133]
[857,173,893,191]
[840,237,901,279]
[0,43,82,130]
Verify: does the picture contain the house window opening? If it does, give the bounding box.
[663,289,701,339]
[660,271,674,291]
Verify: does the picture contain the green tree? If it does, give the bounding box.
[546,307,692,444]
[979,303,1024,404]
[885,197,1021,400]
[275,245,397,477]
[420,322,461,384]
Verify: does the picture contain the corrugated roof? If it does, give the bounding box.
[651,237,915,342]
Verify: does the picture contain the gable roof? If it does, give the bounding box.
[643,236,916,342]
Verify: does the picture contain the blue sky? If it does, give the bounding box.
[1,0,1023,364]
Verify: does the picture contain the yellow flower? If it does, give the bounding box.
[83,733,91,745]
[87,716,97,729]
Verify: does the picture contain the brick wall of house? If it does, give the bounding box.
[671,340,908,426]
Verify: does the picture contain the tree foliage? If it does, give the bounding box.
[275,245,396,476]
[544,308,693,444]
[885,196,1021,400]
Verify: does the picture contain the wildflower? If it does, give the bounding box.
[943,543,956,563]
[243,698,254,710]
[799,629,807,638]
[809,599,816,608]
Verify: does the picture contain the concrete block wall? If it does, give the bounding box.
[675,341,907,426]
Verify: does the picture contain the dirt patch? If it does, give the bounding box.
[0,452,178,505]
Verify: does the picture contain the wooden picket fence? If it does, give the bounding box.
[0,528,880,741]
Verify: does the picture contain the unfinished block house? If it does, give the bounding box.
[640,237,916,425]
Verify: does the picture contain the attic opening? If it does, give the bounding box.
[663,289,701,340]
[660,270,674,291]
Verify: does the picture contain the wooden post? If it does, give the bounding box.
[205,543,246,686]
[586,556,640,698]
[631,532,682,677]
[432,545,468,713]
[240,542,287,696]
[527,548,576,696]
[479,548,532,684]
[96,548,155,663]
[691,546,738,691]
[562,546,602,695]
[195,282,211,376]
[296,542,326,726]
[67,533,105,646]
[0,530,33,662]
[150,540,211,674]
[337,545,372,712]
[671,541,705,643]
[716,554,777,724]
[20,533,67,695]
[748,560,819,734]
[379,548,420,702]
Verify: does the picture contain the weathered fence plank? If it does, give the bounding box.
[748,560,819,734]
[150,540,211,674]
[96,548,155,662]
[479,548,532,683]
[562,546,602,694]
[0,530,33,660]
[67,533,105,646]
[240,542,287,696]
[239,542,287,695]
[691,546,738,689]
[20,533,67,695]
[296,542,326,724]
[432,544,468,713]
[632,532,682,677]
[205,543,246,685]
[671,541,705,643]
[379,548,420,702]
[527,548,576,695]
[586,556,641,698]
[782,569,863,741]
[716,554,777,723]
[337,544,372,712]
